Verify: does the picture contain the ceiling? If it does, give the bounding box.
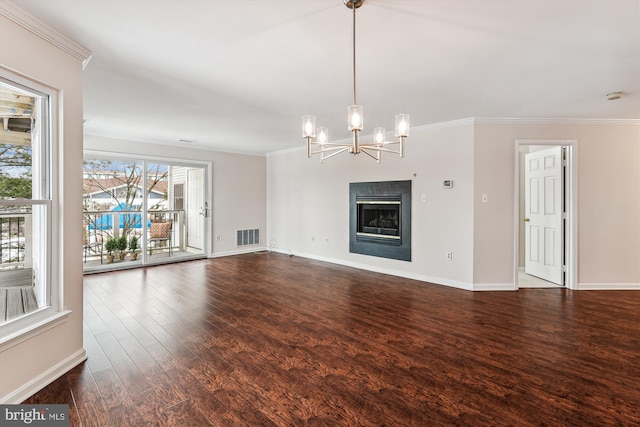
[10,0,640,155]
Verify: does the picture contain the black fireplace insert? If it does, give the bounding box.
[357,197,401,239]
[349,180,411,261]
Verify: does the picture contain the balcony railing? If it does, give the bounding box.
[82,209,185,266]
[1,211,30,270]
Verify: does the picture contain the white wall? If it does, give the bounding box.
[267,121,476,288]
[84,136,267,256]
[474,121,640,289]
[0,7,88,402]
[267,119,640,291]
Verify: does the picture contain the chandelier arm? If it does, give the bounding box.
[321,147,351,161]
[360,138,405,157]
[372,147,402,155]
[311,142,353,148]
[359,140,401,148]
[359,147,381,162]
[311,145,351,155]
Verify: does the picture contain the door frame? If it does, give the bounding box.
[186,167,205,251]
[514,139,578,290]
[83,149,213,271]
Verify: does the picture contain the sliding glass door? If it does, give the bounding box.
[83,155,208,272]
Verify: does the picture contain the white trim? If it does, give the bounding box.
[475,117,640,126]
[0,70,63,339]
[270,249,475,291]
[576,283,640,291]
[0,347,87,404]
[0,310,71,351]
[0,0,92,68]
[473,283,518,291]
[268,117,639,157]
[266,145,305,156]
[513,139,578,291]
[86,134,267,158]
[210,247,269,258]
[369,117,475,136]
[84,149,213,169]
[213,249,519,292]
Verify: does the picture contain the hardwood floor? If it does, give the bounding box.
[24,253,640,426]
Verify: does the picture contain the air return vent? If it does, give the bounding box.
[237,229,260,247]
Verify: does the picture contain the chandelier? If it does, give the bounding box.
[302,0,410,163]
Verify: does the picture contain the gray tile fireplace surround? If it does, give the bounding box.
[349,180,411,262]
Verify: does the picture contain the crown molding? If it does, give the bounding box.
[268,116,640,156]
[0,0,92,69]
[391,116,640,133]
[473,117,640,125]
[410,117,476,132]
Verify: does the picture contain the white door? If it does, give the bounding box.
[186,168,204,250]
[524,146,563,285]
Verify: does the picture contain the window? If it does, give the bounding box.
[0,74,54,332]
[82,155,207,271]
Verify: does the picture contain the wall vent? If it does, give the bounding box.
[237,229,260,247]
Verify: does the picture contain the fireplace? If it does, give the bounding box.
[350,180,411,261]
[357,196,401,240]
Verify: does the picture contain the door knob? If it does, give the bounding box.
[523,218,530,222]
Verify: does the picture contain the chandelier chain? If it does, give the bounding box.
[352,2,357,106]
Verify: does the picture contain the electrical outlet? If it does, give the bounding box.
[421,194,427,202]
[446,251,452,260]
[215,235,221,241]
[482,194,488,203]
[324,237,329,243]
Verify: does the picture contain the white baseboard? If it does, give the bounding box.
[576,282,640,291]
[258,250,640,292]
[271,249,475,291]
[210,246,268,258]
[473,283,518,291]
[0,348,87,404]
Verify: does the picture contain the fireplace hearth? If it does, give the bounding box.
[349,180,411,261]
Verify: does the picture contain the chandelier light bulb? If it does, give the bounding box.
[352,112,360,127]
[374,127,385,144]
[302,115,316,138]
[317,127,328,145]
[395,114,410,137]
[348,105,363,131]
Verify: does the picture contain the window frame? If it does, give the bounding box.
[0,69,68,350]
[82,150,212,271]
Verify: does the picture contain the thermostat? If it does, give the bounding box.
[443,180,453,189]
